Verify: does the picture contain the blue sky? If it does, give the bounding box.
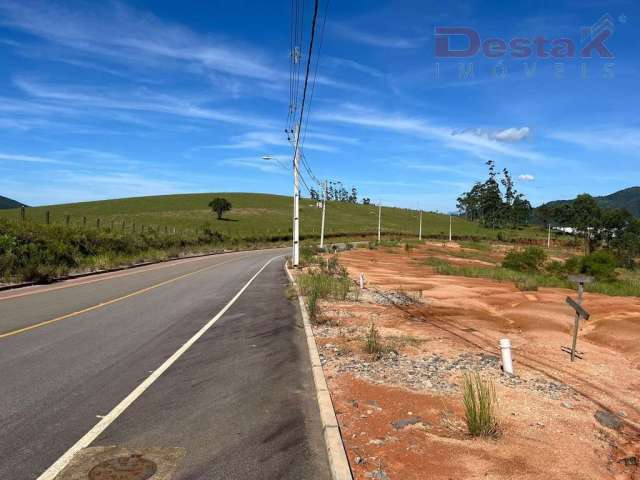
[0,0,638,211]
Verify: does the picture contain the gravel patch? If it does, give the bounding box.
[320,343,575,399]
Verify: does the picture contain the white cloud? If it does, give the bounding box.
[13,77,273,128]
[454,127,531,143]
[547,128,640,152]
[331,23,426,49]
[493,127,531,142]
[316,104,547,163]
[219,155,289,175]
[0,0,282,82]
[518,174,535,181]
[0,152,59,163]
[190,131,338,154]
[323,56,385,78]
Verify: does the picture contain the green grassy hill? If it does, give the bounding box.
[0,195,25,210]
[0,192,544,240]
[544,186,640,217]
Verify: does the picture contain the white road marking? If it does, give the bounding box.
[37,254,283,480]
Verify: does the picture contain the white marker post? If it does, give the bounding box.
[448,215,452,242]
[499,338,514,375]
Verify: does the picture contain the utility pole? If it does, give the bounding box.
[418,207,422,240]
[377,203,382,243]
[547,224,551,248]
[320,179,327,249]
[449,215,452,242]
[292,124,301,267]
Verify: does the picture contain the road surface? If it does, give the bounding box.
[0,248,331,479]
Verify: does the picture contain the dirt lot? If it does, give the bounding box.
[309,242,640,480]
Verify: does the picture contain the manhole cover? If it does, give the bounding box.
[88,454,157,480]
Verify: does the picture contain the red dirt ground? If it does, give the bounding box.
[311,242,640,479]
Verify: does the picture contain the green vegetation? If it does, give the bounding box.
[457,160,532,228]
[502,246,547,272]
[0,218,233,283]
[538,193,640,260]
[306,289,319,323]
[0,195,25,210]
[208,197,232,220]
[462,371,499,438]
[426,252,640,297]
[297,271,350,301]
[364,323,385,359]
[0,192,549,241]
[426,257,571,289]
[542,186,640,218]
[458,240,491,251]
[578,250,618,280]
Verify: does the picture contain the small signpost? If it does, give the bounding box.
[564,274,594,362]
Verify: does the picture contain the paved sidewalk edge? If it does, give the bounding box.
[285,263,353,480]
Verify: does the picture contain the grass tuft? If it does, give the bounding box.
[364,323,385,359]
[462,371,499,438]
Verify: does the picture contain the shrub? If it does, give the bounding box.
[580,250,618,280]
[300,245,318,266]
[502,246,547,272]
[462,371,498,438]
[563,256,581,274]
[516,277,538,291]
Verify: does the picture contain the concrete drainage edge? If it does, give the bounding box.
[285,263,353,480]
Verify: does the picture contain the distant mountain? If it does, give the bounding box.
[0,195,25,210]
[544,187,640,217]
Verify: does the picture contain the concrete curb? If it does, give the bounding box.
[285,264,353,480]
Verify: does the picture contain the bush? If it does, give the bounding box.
[502,246,547,272]
[516,277,538,291]
[580,250,618,280]
[462,371,498,438]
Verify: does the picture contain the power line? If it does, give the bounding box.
[292,0,320,168]
[300,0,330,153]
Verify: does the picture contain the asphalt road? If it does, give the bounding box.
[0,249,331,479]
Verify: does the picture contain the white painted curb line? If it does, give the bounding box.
[285,264,353,480]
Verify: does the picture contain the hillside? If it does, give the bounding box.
[545,186,640,217]
[0,195,25,210]
[0,192,544,240]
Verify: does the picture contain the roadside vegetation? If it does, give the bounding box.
[0,219,263,283]
[426,245,640,297]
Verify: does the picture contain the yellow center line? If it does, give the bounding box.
[0,254,252,340]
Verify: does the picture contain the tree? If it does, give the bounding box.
[456,161,531,228]
[362,197,371,205]
[209,197,232,220]
[309,188,320,201]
